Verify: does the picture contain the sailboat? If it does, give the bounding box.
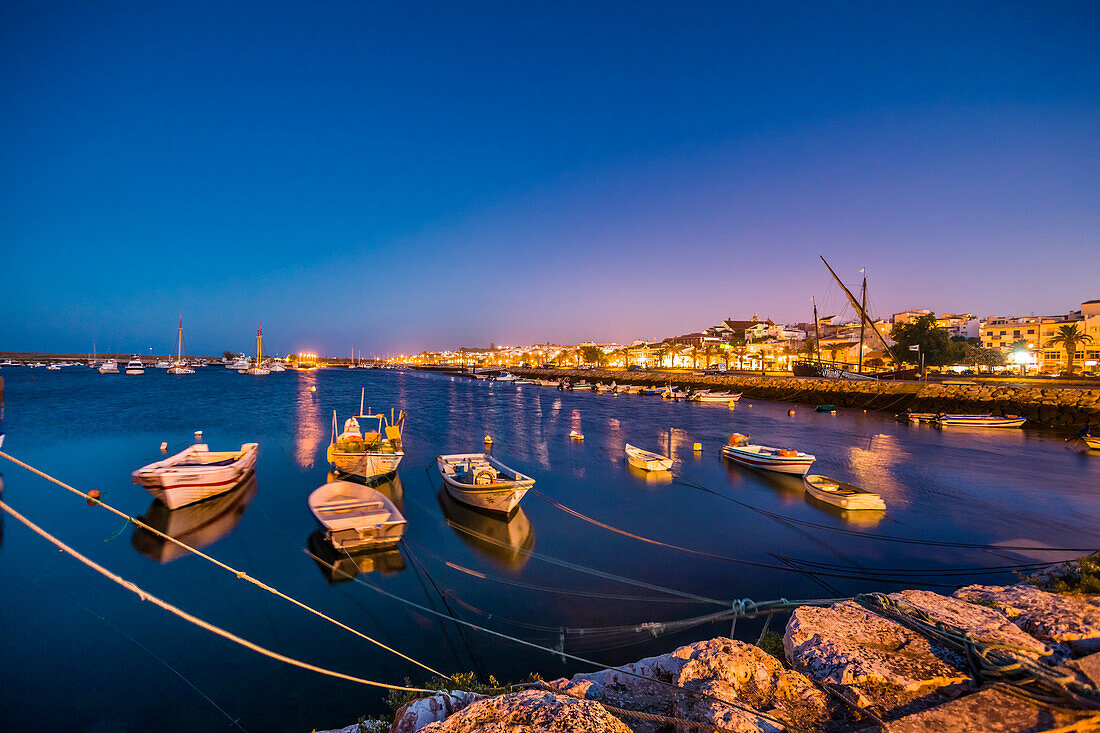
[243,325,270,376]
[168,315,195,374]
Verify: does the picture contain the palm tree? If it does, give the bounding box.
[1046,324,1094,374]
[702,344,718,369]
[611,348,630,368]
[665,344,686,368]
[653,347,668,369]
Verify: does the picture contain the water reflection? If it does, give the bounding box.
[295,371,323,468]
[723,461,804,505]
[307,530,406,582]
[626,463,673,485]
[437,488,534,570]
[803,492,885,528]
[132,472,257,563]
[846,433,907,505]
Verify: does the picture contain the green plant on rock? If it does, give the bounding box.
[756,630,787,666]
[1023,552,1100,595]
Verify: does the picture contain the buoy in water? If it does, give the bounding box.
[728,400,737,409]
[193,430,203,441]
[86,489,101,506]
[693,442,702,452]
[159,441,168,453]
[310,386,317,393]
[484,434,493,444]
[569,430,584,440]
[788,409,796,417]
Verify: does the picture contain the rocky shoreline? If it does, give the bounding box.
[319,573,1100,733]
[508,368,1100,430]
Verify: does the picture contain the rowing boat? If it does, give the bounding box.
[437,453,535,515]
[132,443,259,509]
[803,474,885,510]
[309,480,407,551]
[624,443,673,471]
[934,414,1026,428]
[690,390,742,403]
[721,443,816,476]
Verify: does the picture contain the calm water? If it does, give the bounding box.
[1,367,1098,731]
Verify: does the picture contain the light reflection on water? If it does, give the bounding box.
[0,367,1098,733]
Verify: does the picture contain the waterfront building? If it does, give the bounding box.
[980,300,1100,373]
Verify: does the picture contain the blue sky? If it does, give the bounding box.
[2,1,1098,356]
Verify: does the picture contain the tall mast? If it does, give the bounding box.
[177,315,184,363]
[820,256,894,364]
[255,324,262,367]
[857,272,867,374]
[811,297,821,363]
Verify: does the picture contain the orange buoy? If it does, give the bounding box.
[86,489,101,506]
[788,409,796,416]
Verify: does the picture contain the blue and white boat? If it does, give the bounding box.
[933,414,1026,428]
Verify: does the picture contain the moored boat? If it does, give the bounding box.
[803,474,885,510]
[437,453,534,515]
[309,480,406,551]
[690,390,741,403]
[661,385,687,399]
[243,324,270,375]
[167,315,195,374]
[98,359,120,374]
[124,357,145,375]
[327,391,405,479]
[624,443,674,471]
[132,442,259,509]
[933,414,1026,428]
[722,442,816,476]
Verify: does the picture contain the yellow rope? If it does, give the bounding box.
[0,449,445,678]
[0,496,433,693]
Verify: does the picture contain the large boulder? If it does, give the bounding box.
[888,589,1053,658]
[551,637,830,733]
[784,601,970,718]
[391,691,487,733]
[953,584,1100,656]
[417,689,631,733]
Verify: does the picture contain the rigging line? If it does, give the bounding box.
[0,449,446,679]
[406,492,731,607]
[773,554,1071,576]
[51,588,248,732]
[0,498,435,695]
[407,541,710,604]
[303,546,800,733]
[671,474,1099,553]
[528,488,961,587]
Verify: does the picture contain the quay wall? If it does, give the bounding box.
[510,368,1100,429]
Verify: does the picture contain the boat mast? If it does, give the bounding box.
[820,256,894,365]
[255,324,262,367]
[857,272,867,374]
[177,315,184,364]
[811,297,821,363]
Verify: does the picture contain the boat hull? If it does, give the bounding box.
[624,444,674,471]
[935,416,1026,428]
[133,444,259,510]
[309,481,406,551]
[803,474,885,510]
[722,445,815,476]
[328,449,404,480]
[437,454,534,515]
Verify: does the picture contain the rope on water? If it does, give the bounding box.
[0,449,446,679]
[305,545,802,732]
[0,497,435,695]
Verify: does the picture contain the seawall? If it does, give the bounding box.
[510,368,1100,429]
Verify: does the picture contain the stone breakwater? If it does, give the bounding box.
[319,580,1100,733]
[510,368,1100,429]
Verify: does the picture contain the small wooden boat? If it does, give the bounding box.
[661,385,687,399]
[569,381,594,391]
[594,382,615,393]
[803,474,885,510]
[132,443,259,509]
[690,390,741,403]
[624,443,674,471]
[437,453,535,515]
[721,443,816,476]
[309,480,406,551]
[901,412,937,423]
[934,414,1026,428]
[327,391,406,480]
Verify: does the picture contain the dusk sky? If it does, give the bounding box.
[2,2,1098,357]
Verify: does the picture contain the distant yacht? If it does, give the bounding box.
[243,325,270,376]
[99,359,120,374]
[125,357,145,375]
[168,315,195,374]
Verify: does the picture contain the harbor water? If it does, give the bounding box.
[1,367,1098,731]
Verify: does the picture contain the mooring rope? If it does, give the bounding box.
[0,449,446,678]
[0,497,435,694]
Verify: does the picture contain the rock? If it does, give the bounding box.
[876,686,1080,733]
[317,721,389,733]
[671,638,831,733]
[391,691,487,733]
[784,601,970,718]
[888,589,1053,658]
[953,584,1100,656]
[417,690,632,733]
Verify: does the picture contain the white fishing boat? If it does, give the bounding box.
[46,363,61,371]
[326,390,405,479]
[690,390,741,403]
[125,357,145,375]
[494,373,518,382]
[437,453,535,515]
[624,443,674,471]
[933,414,1026,428]
[98,359,120,374]
[661,385,687,400]
[309,480,407,551]
[243,325,270,375]
[167,315,195,374]
[594,382,616,393]
[266,360,286,372]
[569,381,593,390]
[803,474,885,510]
[153,359,171,369]
[722,443,816,476]
[132,442,259,510]
[226,355,250,370]
[512,378,533,384]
